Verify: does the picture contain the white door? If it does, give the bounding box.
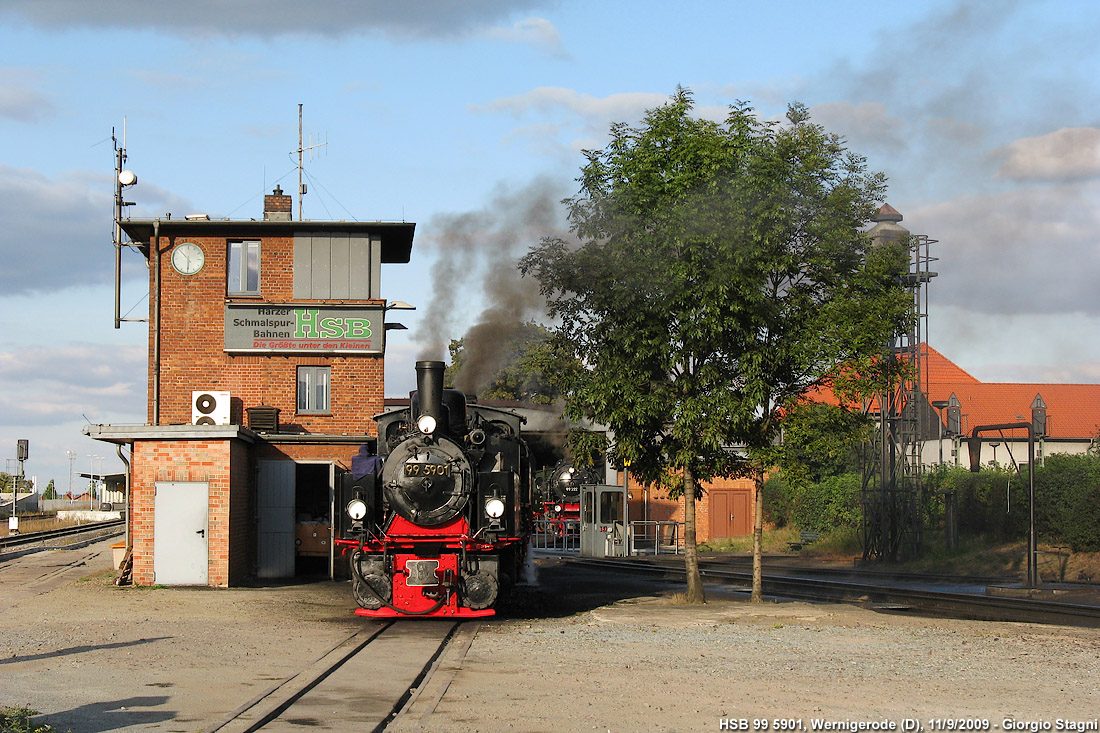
[257,459,295,578]
[153,481,209,585]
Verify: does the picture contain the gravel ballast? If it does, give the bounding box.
[2,540,1097,732]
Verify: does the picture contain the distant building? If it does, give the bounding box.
[86,187,414,586]
[917,345,1100,468]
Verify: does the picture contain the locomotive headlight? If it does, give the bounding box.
[346,498,368,521]
[417,414,437,435]
[484,497,506,519]
[553,504,563,513]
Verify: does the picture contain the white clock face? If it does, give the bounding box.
[172,242,205,275]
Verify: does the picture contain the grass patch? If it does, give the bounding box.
[0,706,63,733]
[0,513,91,538]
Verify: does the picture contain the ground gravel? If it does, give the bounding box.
[2,542,1098,732]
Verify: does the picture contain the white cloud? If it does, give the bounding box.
[480,87,667,122]
[995,127,1100,182]
[0,76,56,122]
[932,305,1100,384]
[484,17,567,58]
[910,180,1100,317]
[0,344,145,427]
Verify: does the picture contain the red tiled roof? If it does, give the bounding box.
[803,345,1100,440]
[928,382,1100,440]
[922,344,980,385]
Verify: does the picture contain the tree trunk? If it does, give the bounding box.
[682,464,706,603]
[751,464,765,603]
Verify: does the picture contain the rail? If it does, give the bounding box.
[567,556,1100,627]
[628,520,683,555]
[0,518,125,553]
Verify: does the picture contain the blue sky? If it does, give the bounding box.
[2,0,1099,489]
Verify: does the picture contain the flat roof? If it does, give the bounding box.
[84,423,376,447]
[119,218,415,264]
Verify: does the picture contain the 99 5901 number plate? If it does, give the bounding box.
[405,559,440,586]
[404,462,451,477]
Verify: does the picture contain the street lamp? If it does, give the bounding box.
[87,455,102,510]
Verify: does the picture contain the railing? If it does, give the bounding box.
[629,520,683,555]
[532,519,580,553]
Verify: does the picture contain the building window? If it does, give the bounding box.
[297,366,330,414]
[228,241,260,295]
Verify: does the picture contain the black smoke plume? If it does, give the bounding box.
[415,176,570,394]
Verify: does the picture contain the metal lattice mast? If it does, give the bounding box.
[860,206,937,562]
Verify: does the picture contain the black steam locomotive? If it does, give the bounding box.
[538,460,601,527]
[335,360,533,618]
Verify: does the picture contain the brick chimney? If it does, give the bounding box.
[264,185,292,221]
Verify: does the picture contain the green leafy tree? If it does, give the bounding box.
[42,479,58,500]
[0,472,33,493]
[773,401,872,531]
[522,88,910,602]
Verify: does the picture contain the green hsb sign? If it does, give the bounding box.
[294,308,372,339]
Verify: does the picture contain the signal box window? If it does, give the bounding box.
[228,241,260,295]
[297,366,330,414]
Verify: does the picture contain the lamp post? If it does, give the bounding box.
[5,459,15,528]
[87,455,102,510]
[67,450,76,501]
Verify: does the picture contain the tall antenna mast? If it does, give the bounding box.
[298,104,304,220]
[293,104,327,220]
[113,117,142,329]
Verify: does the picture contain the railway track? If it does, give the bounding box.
[0,518,125,555]
[208,619,480,732]
[567,555,1100,627]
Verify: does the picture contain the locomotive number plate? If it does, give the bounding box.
[404,462,452,477]
[405,559,440,586]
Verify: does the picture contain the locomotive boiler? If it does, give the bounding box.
[335,360,533,618]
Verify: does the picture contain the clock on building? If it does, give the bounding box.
[171,242,205,275]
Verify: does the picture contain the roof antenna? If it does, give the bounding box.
[113,117,140,329]
[293,104,327,220]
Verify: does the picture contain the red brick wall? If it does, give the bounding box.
[148,233,384,433]
[130,438,237,587]
[621,471,757,542]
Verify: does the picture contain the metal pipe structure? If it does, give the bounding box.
[152,218,161,425]
[116,444,131,551]
[967,421,1037,588]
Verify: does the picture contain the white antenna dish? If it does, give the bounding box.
[118,170,138,186]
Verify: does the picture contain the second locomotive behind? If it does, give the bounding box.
[335,360,533,618]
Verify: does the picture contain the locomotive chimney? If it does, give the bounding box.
[414,360,446,424]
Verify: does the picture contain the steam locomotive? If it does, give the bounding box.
[335,360,533,618]
[538,460,601,528]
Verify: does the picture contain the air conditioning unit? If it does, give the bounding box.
[192,391,231,425]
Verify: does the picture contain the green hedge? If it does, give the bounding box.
[769,452,1100,551]
[928,453,1100,552]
